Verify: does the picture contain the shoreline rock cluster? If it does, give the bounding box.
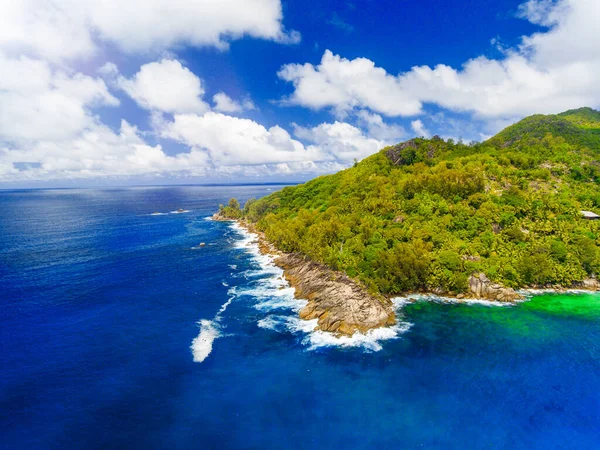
[468,273,521,302]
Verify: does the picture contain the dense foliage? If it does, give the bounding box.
[227,108,600,295]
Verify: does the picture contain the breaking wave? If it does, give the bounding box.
[190,291,234,363]
[229,222,412,352]
[396,293,517,307]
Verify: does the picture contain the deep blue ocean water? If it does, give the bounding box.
[1,186,599,450]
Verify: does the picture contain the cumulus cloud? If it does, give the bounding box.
[118,59,209,114]
[0,53,118,143]
[0,1,311,184]
[278,0,600,119]
[0,121,211,182]
[411,120,430,138]
[278,50,422,117]
[161,112,325,166]
[294,121,390,161]
[98,62,119,77]
[517,0,566,26]
[0,46,389,182]
[0,0,299,61]
[355,111,405,141]
[213,92,256,113]
[1,110,369,182]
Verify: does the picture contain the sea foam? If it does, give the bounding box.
[229,222,412,352]
[396,293,516,307]
[190,291,234,363]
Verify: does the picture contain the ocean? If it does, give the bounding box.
[1,186,599,449]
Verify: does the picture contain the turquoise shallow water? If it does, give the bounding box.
[1,186,599,449]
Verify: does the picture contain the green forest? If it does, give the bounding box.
[219,107,600,295]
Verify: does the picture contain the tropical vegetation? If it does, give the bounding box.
[220,108,600,295]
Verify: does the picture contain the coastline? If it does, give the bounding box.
[214,214,599,336]
[216,215,396,336]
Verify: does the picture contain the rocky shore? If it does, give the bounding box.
[277,253,396,335]
[213,213,396,335]
[213,213,599,336]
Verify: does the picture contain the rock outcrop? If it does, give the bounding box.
[274,253,396,335]
[573,278,600,291]
[468,273,521,302]
[385,139,419,166]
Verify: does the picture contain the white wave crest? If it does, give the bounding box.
[191,319,219,363]
[305,322,412,352]
[518,288,598,298]
[396,293,515,308]
[190,293,234,363]
[258,314,411,352]
[258,315,317,334]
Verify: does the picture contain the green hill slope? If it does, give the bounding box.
[224,108,600,295]
[487,107,600,150]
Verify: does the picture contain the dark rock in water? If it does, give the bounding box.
[468,273,521,302]
[274,253,396,335]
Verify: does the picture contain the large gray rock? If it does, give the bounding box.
[468,273,521,302]
[275,253,396,335]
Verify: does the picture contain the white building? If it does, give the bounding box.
[581,210,600,220]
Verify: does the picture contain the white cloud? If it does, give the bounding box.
[0,0,94,62]
[517,0,566,26]
[0,48,388,182]
[207,160,345,179]
[355,111,405,141]
[118,59,209,114]
[0,0,299,62]
[294,121,388,161]
[0,53,118,143]
[98,62,119,77]
[411,119,430,138]
[0,105,391,181]
[278,0,600,120]
[0,120,212,181]
[213,92,256,113]
[278,50,422,117]
[162,112,324,166]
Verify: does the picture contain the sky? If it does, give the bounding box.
[1,0,599,187]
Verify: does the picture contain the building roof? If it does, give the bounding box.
[581,210,600,218]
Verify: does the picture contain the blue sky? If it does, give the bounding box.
[1,0,599,187]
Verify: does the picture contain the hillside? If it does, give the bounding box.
[487,107,600,150]
[221,108,600,296]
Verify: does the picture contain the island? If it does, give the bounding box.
[215,107,600,336]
